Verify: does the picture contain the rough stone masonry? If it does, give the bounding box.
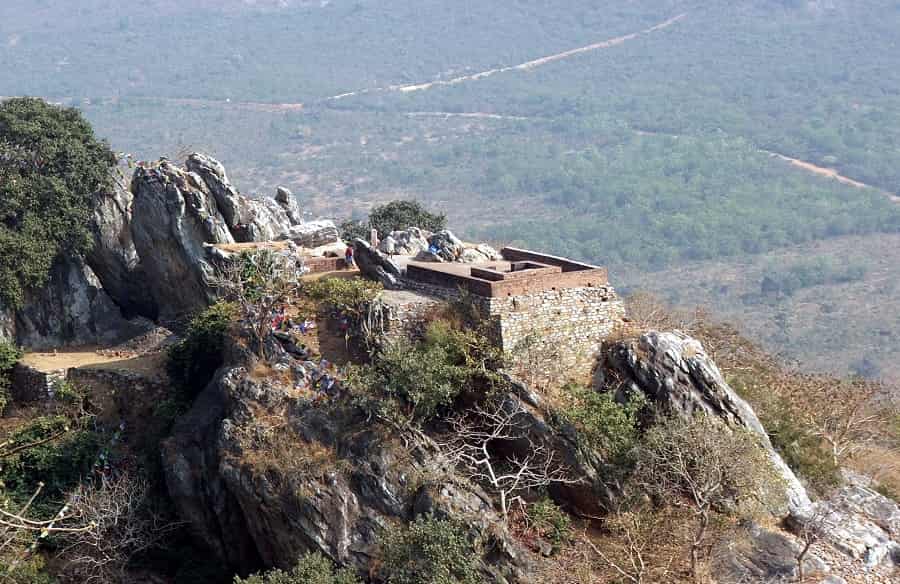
[383,247,627,383]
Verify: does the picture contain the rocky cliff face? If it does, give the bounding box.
[5,154,340,346]
[162,340,530,581]
[130,160,235,321]
[604,330,812,514]
[13,256,150,350]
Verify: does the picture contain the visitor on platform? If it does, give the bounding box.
[345,244,355,267]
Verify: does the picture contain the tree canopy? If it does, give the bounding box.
[0,97,115,308]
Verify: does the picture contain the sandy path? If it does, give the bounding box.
[764,151,900,203]
[326,13,687,101]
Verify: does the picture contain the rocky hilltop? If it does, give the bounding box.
[0,154,339,347]
[3,154,898,584]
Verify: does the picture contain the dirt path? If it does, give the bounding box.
[326,13,687,101]
[764,150,900,203]
[405,111,533,121]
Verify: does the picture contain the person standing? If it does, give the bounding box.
[345,244,355,267]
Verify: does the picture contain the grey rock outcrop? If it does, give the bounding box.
[606,331,811,514]
[792,472,900,569]
[353,239,402,288]
[459,243,503,264]
[162,343,531,581]
[185,153,243,230]
[378,228,430,256]
[275,186,302,224]
[130,160,234,321]
[86,168,156,318]
[281,219,341,248]
[418,229,464,262]
[14,256,151,350]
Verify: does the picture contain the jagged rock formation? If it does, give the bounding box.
[604,330,812,514]
[130,160,235,321]
[2,153,342,344]
[353,238,403,288]
[86,168,156,318]
[378,227,430,256]
[275,186,302,224]
[11,256,151,350]
[717,471,900,582]
[162,340,530,581]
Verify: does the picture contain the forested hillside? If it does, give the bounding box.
[3,0,900,377]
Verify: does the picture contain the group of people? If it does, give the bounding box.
[270,304,316,335]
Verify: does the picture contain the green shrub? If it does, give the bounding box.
[338,219,370,242]
[304,276,382,318]
[379,515,481,584]
[3,555,56,584]
[167,301,237,399]
[561,384,644,462]
[368,200,446,237]
[350,320,503,423]
[0,416,102,515]
[0,339,22,414]
[528,498,572,550]
[0,98,116,308]
[234,552,360,584]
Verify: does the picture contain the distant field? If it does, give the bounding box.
[4,0,900,378]
[624,233,900,382]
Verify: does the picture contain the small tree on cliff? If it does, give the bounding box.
[633,415,784,583]
[210,249,305,357]
[0,97,116,308]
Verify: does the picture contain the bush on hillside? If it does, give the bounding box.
[234,552,361,584]
[379,515,481,584]
[304,276,382,319]
[338,200,446,242]
[560,384,644,463]
[349,320,503,423]
[0,339,22,414]
[167,301,237,399]
[0,415,102,515]
[0,97,116,308]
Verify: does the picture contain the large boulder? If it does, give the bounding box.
[791,472,900,569]
[605,331,812,514]
[185,153,243,230]
[162,343,531,581]
[353,238,402,289]
[281,219,341,249]
[13,256,151,350]
[378,228,430,256]
[130,160,234,322]
[275,186,303,225]
[86,167,157,318]
[417,229,464,262]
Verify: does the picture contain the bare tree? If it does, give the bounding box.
[582,510,658,584]
[791,505,833,583]
[790,376,887,467]
[633,415,784,584]
[439,401,575,519]
[209,248,306,357]
[54,473,180,584]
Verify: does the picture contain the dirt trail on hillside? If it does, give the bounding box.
[327,13,687,101]
[764,150,900,203]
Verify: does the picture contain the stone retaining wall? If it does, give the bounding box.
[380,279,626,383]
[479,285,626,382]
[10,363,63,402]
